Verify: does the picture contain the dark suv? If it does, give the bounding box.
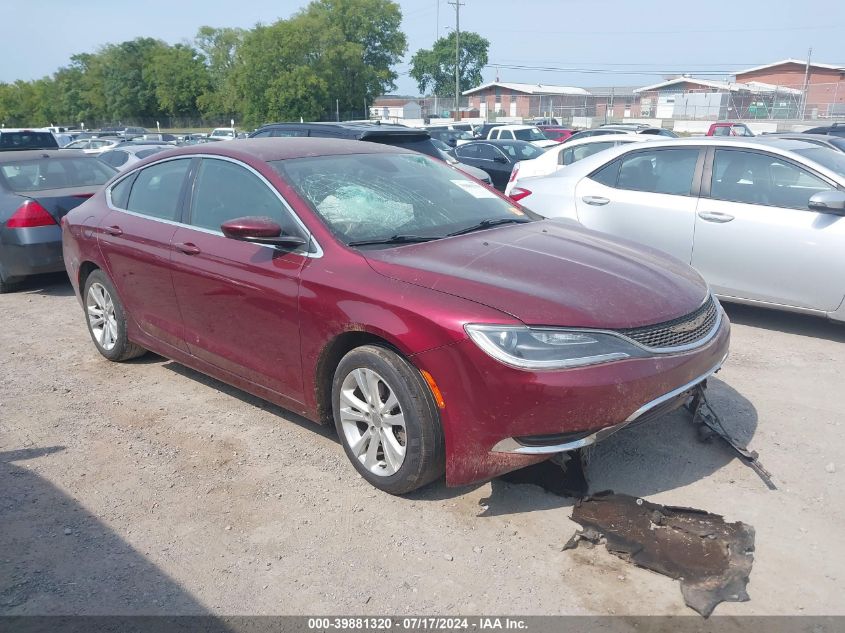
[803,122,845,137]
[0,129,59,151]
[249,122,492,185]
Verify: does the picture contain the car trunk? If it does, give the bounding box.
[19,186,96,224]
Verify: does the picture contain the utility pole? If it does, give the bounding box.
[448,0,464,121]
[801,47,812,120]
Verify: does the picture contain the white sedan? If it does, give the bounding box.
[505,134,653,197]
[512,137,845,322]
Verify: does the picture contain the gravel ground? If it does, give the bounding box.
[1,273,843,616]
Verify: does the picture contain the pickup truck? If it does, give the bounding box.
[706,122,754,137]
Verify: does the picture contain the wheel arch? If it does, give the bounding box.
[77,261,100,297]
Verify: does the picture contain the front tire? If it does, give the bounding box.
[83,269,146,362]
[332,345,444,494]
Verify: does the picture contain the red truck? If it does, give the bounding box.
[706,122,754,137]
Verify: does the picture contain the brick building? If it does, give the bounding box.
[462,82,589,119]
[733,59,845,117]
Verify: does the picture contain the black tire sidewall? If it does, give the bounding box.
[82,270,135,361]
[332,345,444,495]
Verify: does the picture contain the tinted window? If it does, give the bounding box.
[456,145,480,159]
[110,175,135,209]
[477,145,503,161]
[498,143,544,160]
[499,130,514,139]
[792,146,845,177]
[363,135,441,160]
[126,159,190,220]
[617,148,699,195]
[270,129,308,137]
[710,149,834,209]
[590,160,621,187]
[252,130,272,138]
[100,150,129,168]
[0,156,114,192]
[0,131,58,149]
[189,158,291,232]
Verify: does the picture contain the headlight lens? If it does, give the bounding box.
[465,324,647,370]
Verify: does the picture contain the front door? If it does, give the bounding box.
[169,157,309,404]
[692,148,845,310]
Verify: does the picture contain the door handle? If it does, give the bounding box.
[697,211,735,223]
[582,196,610,206]
[103,225,123,236]
[174,242,201,255]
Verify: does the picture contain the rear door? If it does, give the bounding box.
[97,158,192,351]
[574,146,705,262]
[691,148,845,310]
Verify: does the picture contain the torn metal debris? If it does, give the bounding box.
[688,387,776,490]
[565,492,755,617]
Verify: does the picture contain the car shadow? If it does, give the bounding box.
[12,272,75,297]
[161,361,336,441]
[0,447,214,616]
[722,302,845,343]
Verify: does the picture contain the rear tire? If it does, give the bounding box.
[83,269,146,362]
[332,345,444,494]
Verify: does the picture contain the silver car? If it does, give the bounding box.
[514,138,845,322]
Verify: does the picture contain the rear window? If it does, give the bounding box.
[362,135,442,160]
[0,156,115,192]
[100,150,129,168]
[0,131,59,150]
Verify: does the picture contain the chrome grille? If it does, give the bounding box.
[619,296,718,350]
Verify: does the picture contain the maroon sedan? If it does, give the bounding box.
[62,138,730,494]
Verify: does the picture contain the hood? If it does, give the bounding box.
[364,220,708,329]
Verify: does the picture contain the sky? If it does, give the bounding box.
[3,0,845,94]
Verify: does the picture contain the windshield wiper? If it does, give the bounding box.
[347,234,443,247]
[446,217,531,237]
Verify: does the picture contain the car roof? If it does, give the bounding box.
[256,121,415,134]
[0,149,85,163]
[129,137,409,164]
[459,139,538,146]
[537,136,845,183]
[562,134,652,147]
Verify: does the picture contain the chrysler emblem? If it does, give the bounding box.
[670,313,707,334]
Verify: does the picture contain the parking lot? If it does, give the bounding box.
[1,272,843,616]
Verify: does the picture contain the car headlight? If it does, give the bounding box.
[464,324,647,370]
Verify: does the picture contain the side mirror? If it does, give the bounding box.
[220,216,308,247]
[447,138,457,147]
[808,191,845,216]
[493,155,508,164]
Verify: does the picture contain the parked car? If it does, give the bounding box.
[537,126,576,143]
[425,126,474,147]
[98,144,172,171]
[450,140,546,191]
[565,126,677,143]
[766,133,845,153]
[802,122,845,137]
[61,138,121,155]
[473,122,508,139]
[0,129,59,151]
[510,137,845,321]
[98,126,148,139]
[249,122,492,185]
[485,125,557,148]
[62,137,730,493]
[505,135,653,197]
[209,127,237,140]
[0,150,115,292]
[706,122,754,137]
[527,117,560,126]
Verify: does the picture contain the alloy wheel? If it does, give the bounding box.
[339,368,407,476]
[86,282,118,351]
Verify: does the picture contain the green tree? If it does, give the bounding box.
[410,31,489,98]
[99,38,168,121]
[194,26,244,118]
[150,44,212,117]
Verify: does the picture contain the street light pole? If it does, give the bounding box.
[448,0,464,121]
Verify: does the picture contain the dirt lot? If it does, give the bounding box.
[1,273,843,616]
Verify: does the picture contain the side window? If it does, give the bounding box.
[189,158,294,233]
[569,141,614,164]
[617,148,699,195]
[490,130,499,139]
[590,159,621,187]
[456,145,479,159]
[110,175,136,209]
[252,130,273,138]
[710,149,834,208]
[126,159,190,220]
[270,129,308,137]
[712,126,730,137]
[501,130,514,139]
[100,150,129,168]
[477,145,500,161]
